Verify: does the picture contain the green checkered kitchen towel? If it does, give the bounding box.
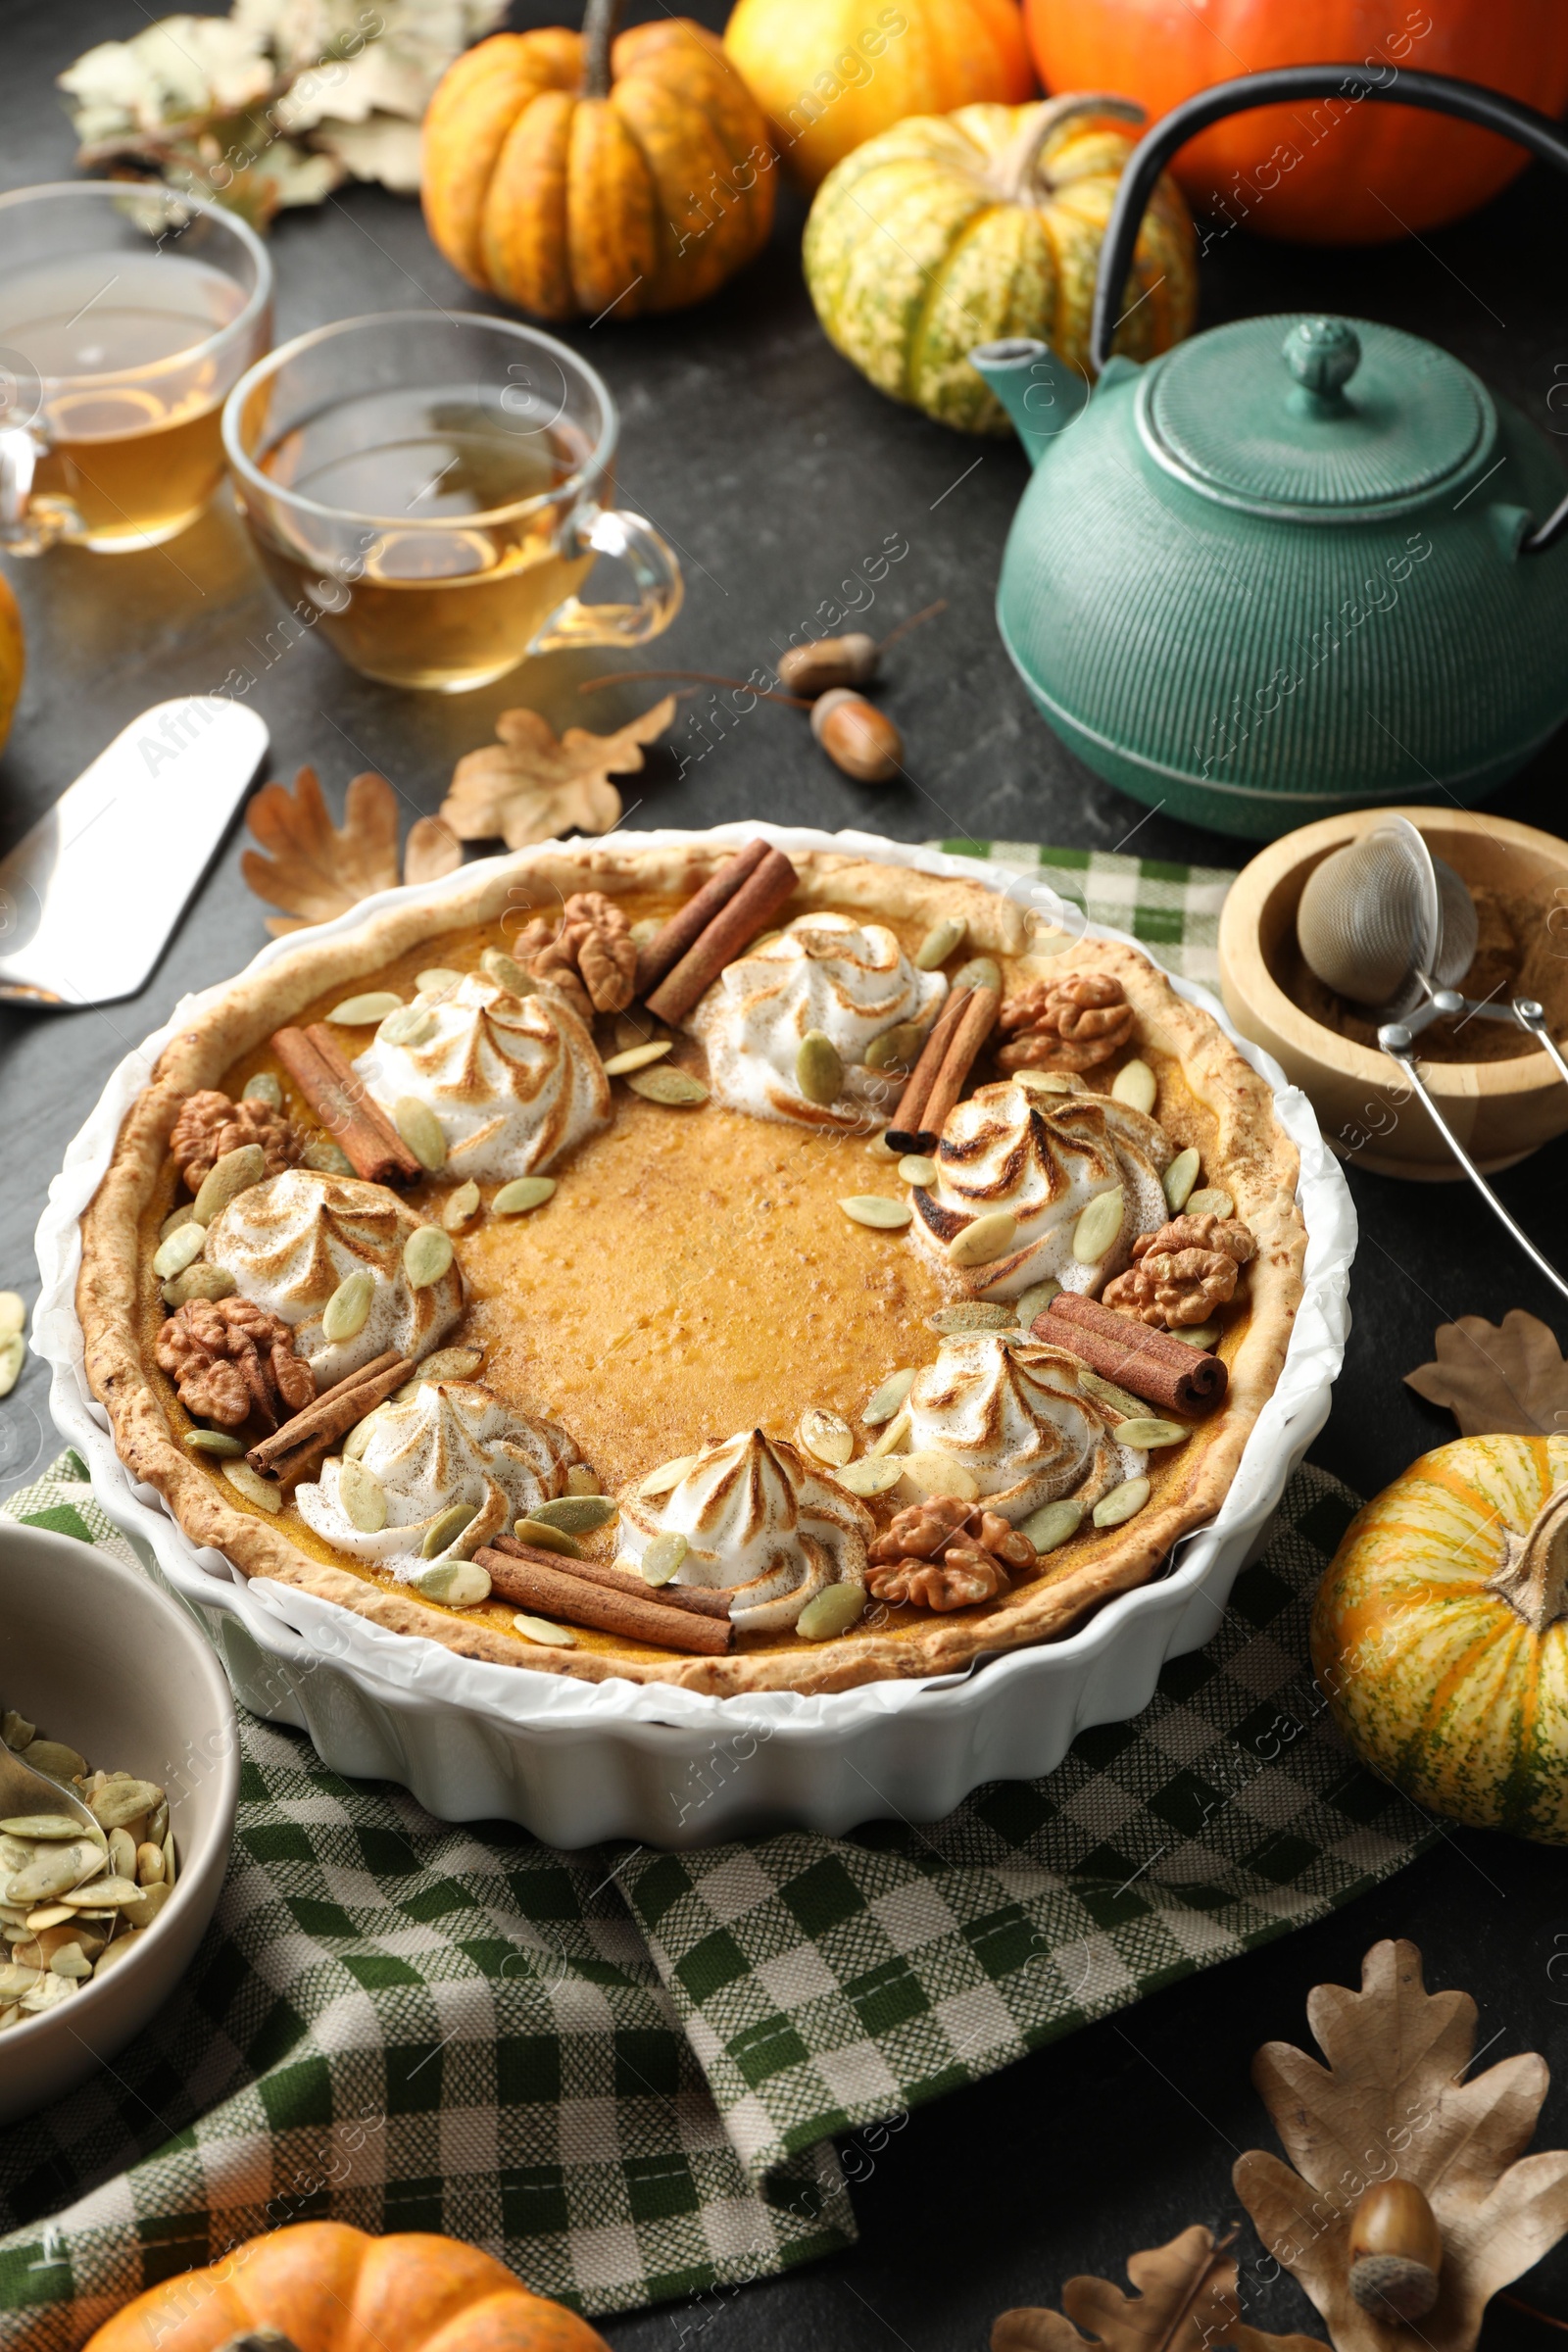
[927,840,1234,985]
[0,1452,1432,2348]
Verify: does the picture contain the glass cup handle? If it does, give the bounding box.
[0,423,81,556]
[527,503,684,655]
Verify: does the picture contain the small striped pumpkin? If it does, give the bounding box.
[802,91,1196,435]
[1311,1436,1568,1843]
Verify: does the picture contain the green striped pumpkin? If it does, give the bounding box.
[801,92,1198,436]
[1311,1435,1568,1842]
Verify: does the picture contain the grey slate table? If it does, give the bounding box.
[3,5,1568,2344]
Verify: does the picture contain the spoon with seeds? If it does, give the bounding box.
[0,1744,99,1845]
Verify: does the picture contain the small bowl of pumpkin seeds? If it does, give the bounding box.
[0,1517,238,2125]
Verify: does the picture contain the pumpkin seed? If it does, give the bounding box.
[641,1532,689,1587]
[443,1180,482,1233]
[119,1880,172,1933]
[797,1584,867,1641]
[1186,1187,1235,1220]
[242,1072,283,1109]
[1079,1367,1146,1418]
[798,1407,854,1466]
[163,1264,237,1308]
[415,1559,491,1607]
[953,955,1002,995]
[89,1934,144,1979]
[222,1460,281,1512]
[603,1041,672,1076]
[862,1367,915,1425]
[404,1227,455,1289]
[1093,1476,1151,1529]
[928,1302,1014,1333]
[1171,1322,1219,1351]
[840,1195,911,1230]
[327,992,403,1025]
[1013,1068,1085,1096]
[864,1130,901,1158]
[481,948,533,997]
[513,1613,576,1646]
[0,1295,20,1343]
[322,1266,374,1344]
[640,1454,698,1496]
[25,1741,87,1785]
[1111,1058,1156,1116]
[530,1494,618,1534]
[0,1330,22,1396]
[1112,1418,1190,1448]
[152,1222,207,1280]
[382,1005,438,1052]
[419,1503,479,1558]
[865,1021,925,1072]
[1163,1148,1200,1211]
[514,1517,582,1557]
[834,1458,905,1497]
[183,1428,246,1459]
[135,1843,165,1887]
[566,1464,602,1495]
[626,1067,709,1106]
[948,1210,1016,1268]
[1015,1279,1061,1330]
[192,1143,268,1227]
[897,1451,978,1501]
[339,1457,387,1534]
[302,1136,355,1175]
[898,1154,938,1187]
[915,916,965,970]
[416,966,465,997]
[1071,1187,1124,1265]
[0,1818,82,1841]
[0,1707,34,1746]
[395,1097,447,1171]
[869,1407,911,1458]
[797,1030,845,1105]
[418,1344,485,1385]
[342,1408,386,1461]
[160,1204,198,1241]
[494,1176,556,1214]
[60,1877,139,1909]
[4,1850,83,1908]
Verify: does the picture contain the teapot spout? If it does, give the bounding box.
[969,338,1090,466]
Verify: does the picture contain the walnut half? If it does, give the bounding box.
[156,1297,316,1430]
[512,891,638,1024]
[995,972,1135,1074]
[171,1090,302,1193]
[1102,1210,1256,1329]
[866,1498,1036,1612]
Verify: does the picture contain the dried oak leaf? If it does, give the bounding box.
[242,768,465,935]
[993,2225,1324,2352]
[438,697,676,851]
[1233,1938,1568,2352]
[1403,1310,1568,1438]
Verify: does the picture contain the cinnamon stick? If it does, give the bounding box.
[884,985,972,1152]
[486,1533,732,1618]
[248,1350,415,1475]
[635,838,771,998]
[1035,1293,1227,1415]
[271,1024,421,1187]
[474,1545,733,1654]
[644,847,799,1024]
[919,984,1001,1142]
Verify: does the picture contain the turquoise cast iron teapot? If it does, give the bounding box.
[970,67,1568,840]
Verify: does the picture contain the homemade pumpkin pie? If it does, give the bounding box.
[77,839,1306,1695]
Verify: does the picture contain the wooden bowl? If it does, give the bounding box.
[1219,807,1568,1180]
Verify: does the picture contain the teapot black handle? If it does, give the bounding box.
[1092,65,1568,554]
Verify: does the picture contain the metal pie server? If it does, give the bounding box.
[0,698,268,1007]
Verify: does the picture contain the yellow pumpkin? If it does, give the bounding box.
[0,568,23,753]
[421,0,774,319]
[802,93,1197,435]
[1311,1435,1568,1843]
[724,0,1036,191]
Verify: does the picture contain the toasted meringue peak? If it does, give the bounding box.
[617,1427,873,1631]
[204,1167,463,1388]
[353,972,610,1182]
[296,1379,579,1569]
[906,1333,1147,1520]
[690,911,945,1128]
[911,1081,1173,1301]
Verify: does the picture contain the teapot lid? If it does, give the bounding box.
[1141,314,1494,519]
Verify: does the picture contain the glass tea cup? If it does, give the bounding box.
[0,181,271,555]
[221,312,684,692]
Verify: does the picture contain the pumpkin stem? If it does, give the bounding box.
[579,0,620,99]
[993,91,1148,210]
[1488,1481,1568,1635]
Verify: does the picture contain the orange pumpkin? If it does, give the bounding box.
[1022,0,1568,244]
[421,0,775,319]
[84,2224,610,2352]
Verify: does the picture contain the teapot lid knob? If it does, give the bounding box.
[1284,318,1361,409]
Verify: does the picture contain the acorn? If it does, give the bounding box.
[777,633,879,697]
[810,688,903,783]
[1348,2180,1443,2322]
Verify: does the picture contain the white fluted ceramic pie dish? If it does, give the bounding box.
[33,826,1353,1847]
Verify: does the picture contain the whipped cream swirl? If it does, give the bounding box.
[690,912,946,1128]
[617,1429,873,1631]
[354,973,610,1181]
[297,1378,579,1568]
[906,1333,1148,1520]
[204,1167,464,1389]
[911,1082,1172,1300]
